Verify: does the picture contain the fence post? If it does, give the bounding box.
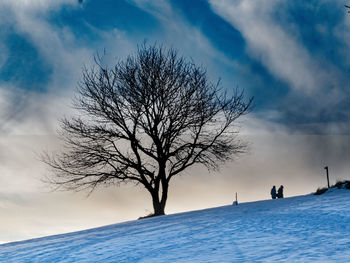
[324,166,330,188]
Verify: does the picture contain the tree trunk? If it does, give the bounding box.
[160,179,168,212]
[151,192,165,216]
[150,177,168,216]
[152,199,165,215]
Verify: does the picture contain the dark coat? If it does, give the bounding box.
[277,186,284,198]
[270,187,277,199]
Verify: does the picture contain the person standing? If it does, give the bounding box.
[270,186,277,199]
[277,185,284,198]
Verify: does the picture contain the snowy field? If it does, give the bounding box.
[1,189,350,262]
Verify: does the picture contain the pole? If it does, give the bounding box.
[235,192,238,206]
[324,166,330,188]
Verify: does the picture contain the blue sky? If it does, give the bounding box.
[1,0,350,134]
[1,0,350,243]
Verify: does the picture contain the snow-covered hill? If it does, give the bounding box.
[1,189,350,262]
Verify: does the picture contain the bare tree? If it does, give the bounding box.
[42,44,252,216]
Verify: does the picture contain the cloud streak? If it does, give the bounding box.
[210,0,319,93]
[0,0,92,135]
[209,0,350,132]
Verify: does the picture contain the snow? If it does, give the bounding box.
[1,189,350,262]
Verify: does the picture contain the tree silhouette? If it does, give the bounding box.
[42,44,252,216]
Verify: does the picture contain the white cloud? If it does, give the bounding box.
[13,9,92,89]
[208,0,336,95]
[0,85,74,135]
[0,0,78,12]
[129,0,242,90]
[0,0,92,135]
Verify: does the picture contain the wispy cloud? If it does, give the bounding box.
[0,0,91,134]
[209,0,350,131]
[209,0,326,93]
[0,0,78,11]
